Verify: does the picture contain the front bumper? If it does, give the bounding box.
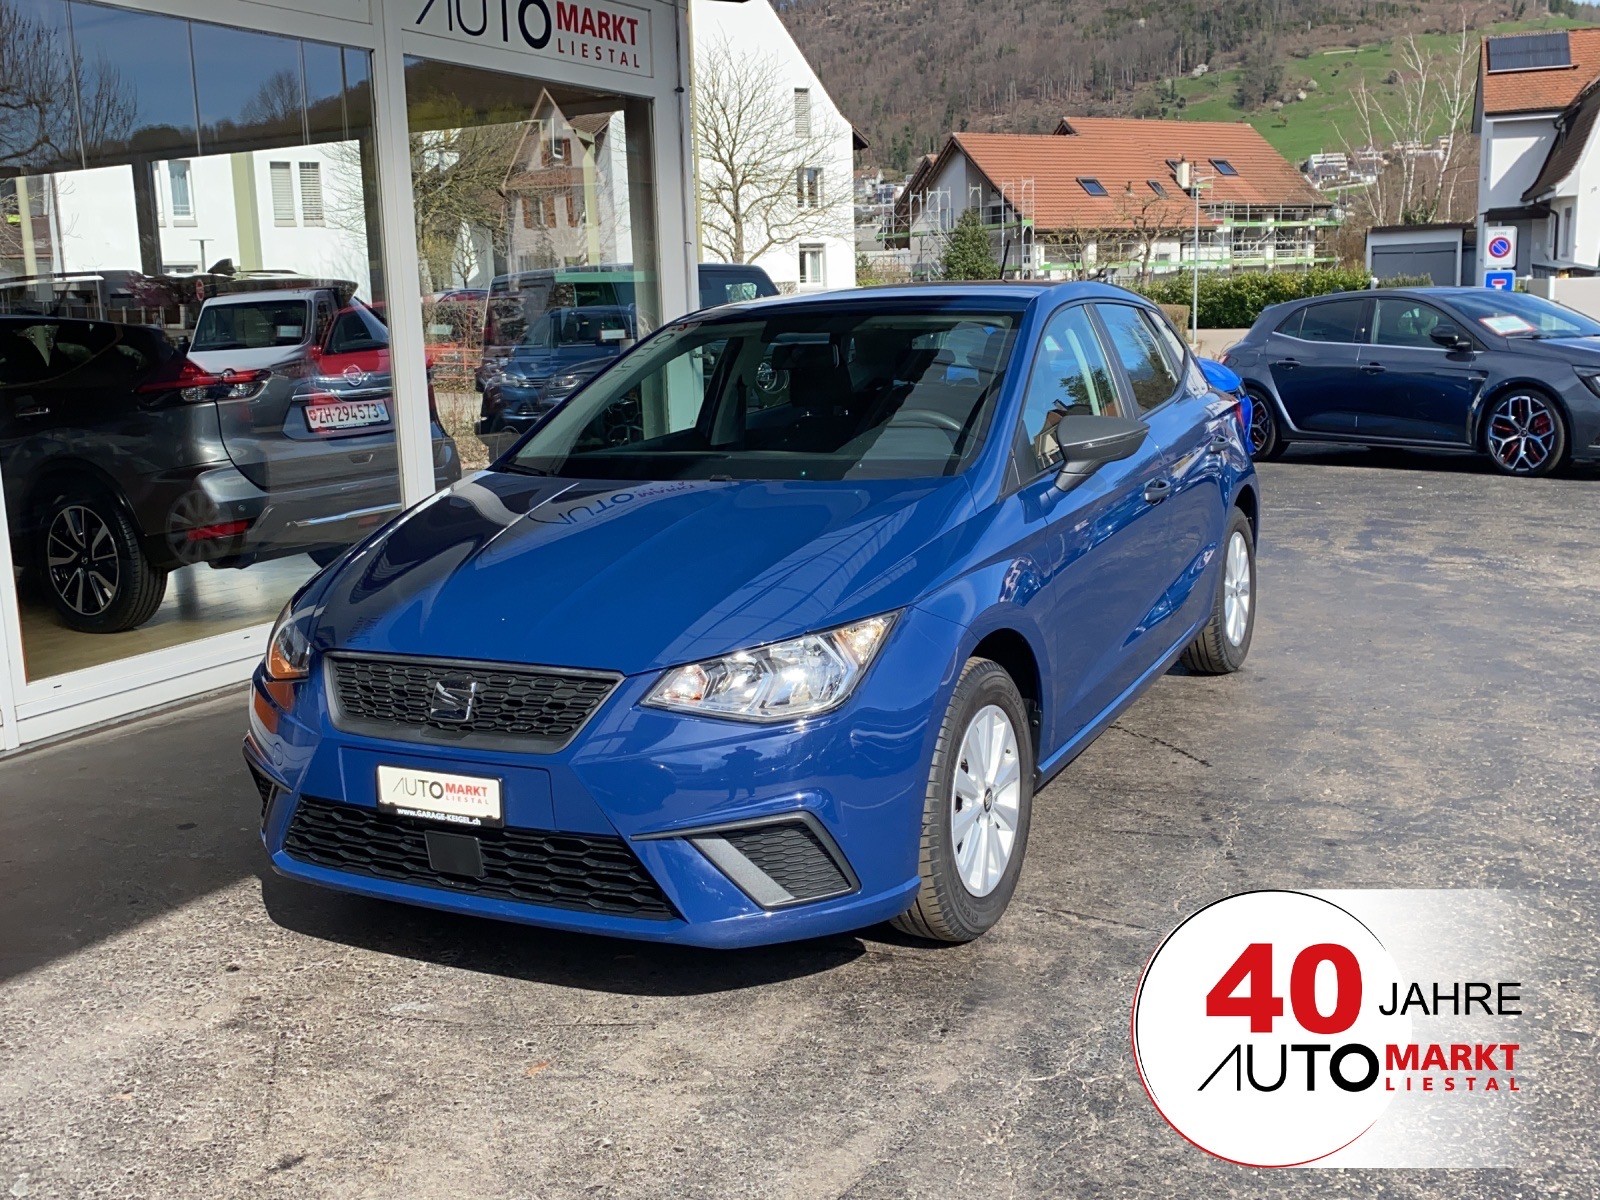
[247,606,959,948]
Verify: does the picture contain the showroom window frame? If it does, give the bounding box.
[0,0,698,751]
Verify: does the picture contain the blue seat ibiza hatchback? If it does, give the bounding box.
[246,283,1259,947]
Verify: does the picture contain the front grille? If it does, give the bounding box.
[719,822,853,903]
[284,796,676,920]
[326,653,617,751]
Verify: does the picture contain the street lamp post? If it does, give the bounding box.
[1178,159,1211,346]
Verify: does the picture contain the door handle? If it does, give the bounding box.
[1273,358,1300,370]
[1143,479,1172,504]
[1361,363,1386,375]
[15,405,49,419]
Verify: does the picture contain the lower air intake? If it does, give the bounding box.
[690,819,856,909]
[285,796,676,920]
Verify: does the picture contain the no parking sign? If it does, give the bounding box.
[1483,225,1517,286]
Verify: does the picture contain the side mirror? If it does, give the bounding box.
[1051,415,1150,492]
[1429,323,1472,352]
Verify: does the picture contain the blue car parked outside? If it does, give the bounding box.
[1224,287,1600,476]
[246,283,1259,948]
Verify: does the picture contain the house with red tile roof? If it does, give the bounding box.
[1474,27,1600,279]
[887,118,1334,281]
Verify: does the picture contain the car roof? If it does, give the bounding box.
[200,288,329,305]
[698,280,1144,320]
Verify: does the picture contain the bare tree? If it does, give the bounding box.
[0,0,134,171]
[1346,22,1477,229]
[1114,182,1190,283]
[694,38,849,264]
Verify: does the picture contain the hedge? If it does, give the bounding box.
[1133,269,1432,329]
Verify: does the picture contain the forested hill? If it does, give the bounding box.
[773,0,1600,169]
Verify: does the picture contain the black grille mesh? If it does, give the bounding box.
[284,796,675,919]
[327,655,615,747]
[721,823,851,902]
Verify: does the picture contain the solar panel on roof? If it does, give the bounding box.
[1486,31,1572,72]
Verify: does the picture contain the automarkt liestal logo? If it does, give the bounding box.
[1131,890,1524,1167]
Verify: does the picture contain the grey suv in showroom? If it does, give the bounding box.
[0,314,459,633]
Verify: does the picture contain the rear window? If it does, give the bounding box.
[1293,299,1368,344]
[192,300,311,351]
[700,269,777,307]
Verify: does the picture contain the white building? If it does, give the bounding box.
[1475,28,1600,279]
[689,0,858,292]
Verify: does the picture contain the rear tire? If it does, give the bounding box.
[1247,389,1288,460]
[34,483,167,633]
[1181,507,1255,675]
[893,658,1034,943]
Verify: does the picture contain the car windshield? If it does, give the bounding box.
[521,307,634,350]
[191,299,311,351]
[504,307,1021,482]
[1447,290,1600,339]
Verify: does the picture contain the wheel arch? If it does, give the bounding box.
[1232,481,1259,542]
[18,458,152,558]
[1469,377,1572,451]
[968,626,1043,760]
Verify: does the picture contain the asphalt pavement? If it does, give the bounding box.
[1,446,1597,1199]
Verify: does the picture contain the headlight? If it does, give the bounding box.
[500,372,536,387]
[264,601,314,682]
[644,613,898,722]
[1577,368,1600,398]
[548,372,586,393]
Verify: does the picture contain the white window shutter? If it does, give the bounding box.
[270,162,295,225]
[299,162,324,226]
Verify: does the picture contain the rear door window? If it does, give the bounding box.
[192,300,311,350]
[1094,302,1182,414]
[1294,299,1370,344]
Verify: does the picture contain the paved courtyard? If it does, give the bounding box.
[2,448,1597,1198]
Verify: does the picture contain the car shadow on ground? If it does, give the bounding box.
[257,868,915,996]
[1277,443,1600,480]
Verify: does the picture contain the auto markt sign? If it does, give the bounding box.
[1483,225,1517,287]
[409,0,653,77]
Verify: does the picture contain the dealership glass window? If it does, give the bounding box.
[404,56,661,466]
[0,1,419,683]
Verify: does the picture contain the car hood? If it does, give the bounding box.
[310,470,976,675]
[1510,335,1600,364]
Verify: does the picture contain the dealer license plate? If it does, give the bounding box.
[307,399,390,432]
[376,765,502,827]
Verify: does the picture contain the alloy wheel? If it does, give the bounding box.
[950,704,1022,898]
[1223,529,1252,647]
[47,505,121,618]
[1248,397,1273,456]
[1486,393,1558,474]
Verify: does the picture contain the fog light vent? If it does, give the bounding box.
[689,817,857,909]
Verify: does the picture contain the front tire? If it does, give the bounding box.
[1484,389,1567,477]
[1181,507,1255,674]
[34,484,168,633]
[1247,389,1288,460]
[894,658,1034,943]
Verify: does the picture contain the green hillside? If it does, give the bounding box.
[1164,16,1589,163]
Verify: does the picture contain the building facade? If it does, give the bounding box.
[0,0,710,750]
[887,118,1335,282]
[1475,27,1600,280]
[689,0,857,293]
